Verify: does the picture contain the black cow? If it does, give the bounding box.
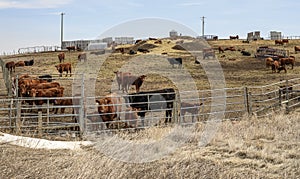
[24,59,34,66]
[241,50,251,56]
[38,74,53,82]
[124,88,176,125]
[167,58,182,68]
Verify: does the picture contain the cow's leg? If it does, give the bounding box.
[138,112,146,127]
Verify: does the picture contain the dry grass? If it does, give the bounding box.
[0,112,299,178]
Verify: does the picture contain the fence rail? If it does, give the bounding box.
[1,72,300,138]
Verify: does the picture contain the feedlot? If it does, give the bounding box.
[1,38,300,137]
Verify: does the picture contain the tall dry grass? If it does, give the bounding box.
[1,111,299,178]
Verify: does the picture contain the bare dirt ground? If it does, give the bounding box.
[0,38,300,178]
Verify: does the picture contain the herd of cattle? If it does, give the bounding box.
[4,52,200,130]
[3,40,300,130]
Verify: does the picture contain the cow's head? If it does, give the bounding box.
[96,98,111,113]
[139,75,146,81]
[29,88,38,97]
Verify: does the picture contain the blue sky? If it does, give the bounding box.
[0,0,299,54]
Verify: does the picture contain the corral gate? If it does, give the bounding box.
[0,70,300,137]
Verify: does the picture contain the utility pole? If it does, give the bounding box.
[201,16,206,37]
[60,12,65,49]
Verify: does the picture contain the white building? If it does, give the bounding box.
[270,31,282,40]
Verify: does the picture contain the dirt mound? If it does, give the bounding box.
[172,41,208,51]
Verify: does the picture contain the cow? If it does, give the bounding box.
[224,47,236,51]
[5,61,15,73]
[53,98,73,114]
[55,63,72,77]
[272,61,286,73]
[29,82,60,90]
[203,48,215,59]
[24,59,34,66]
[137,48,150,53]
[241,50,251,56]
[124,107,139,128]
[58,53,65,63]
[78,53,87,62]
[122,75,146,93]
[282,39,289,44]
[114,71,132,90]
[218,46,224,53]
[280,56,295,69]
[66,46,76,52]
[28,87,64,106]
[124,88,176,126]
[15,61,25,67]
[295,46,300,53]
[95,93,122,128]
[275,40,284,45]
[38,74,53,82]
[265,57,274,68]
[180,102,203,122]
[229,35,239,39]
[167,58,183,68]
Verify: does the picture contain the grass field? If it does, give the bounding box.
[0,38,299,178]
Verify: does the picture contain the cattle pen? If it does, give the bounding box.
[0,72,300,139]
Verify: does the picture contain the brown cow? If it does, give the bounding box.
[272,61,286,73]
[124,107,139,128]
[275,40,284,45]
[295,46,300,53]
[218,46,224,53]
[180,102,203,122]
[54,98,73,114]
[5,61,15,73]
[224,46,236,51]
[265,57,274,68]
[58,52,65,63]
[280,56,295,69]
[96,93,122,128]
[29,87,64,106]
[282,39,289,44]
[55,63,72,77]
[122,75,146,93]
[15,61,25,67]
[114,71,132,90]
[78,53,87,62]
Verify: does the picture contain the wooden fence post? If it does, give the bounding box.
[38,111,43,137]
[15,101,21,135]
[244,87,250,116]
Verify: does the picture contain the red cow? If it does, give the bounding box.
[29,87,64,106]
[95,93,122,128]
[275,40,284,45]
[58,52,65,63]
[280,56,295,69]
[55,63,72,77]
[5,61,15,73]
[295,46,300,53]
[265,57,274,68]
[218,46,224,53]
[282,39,289,44]
[15,61,25,67]
[124,107,139,128]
